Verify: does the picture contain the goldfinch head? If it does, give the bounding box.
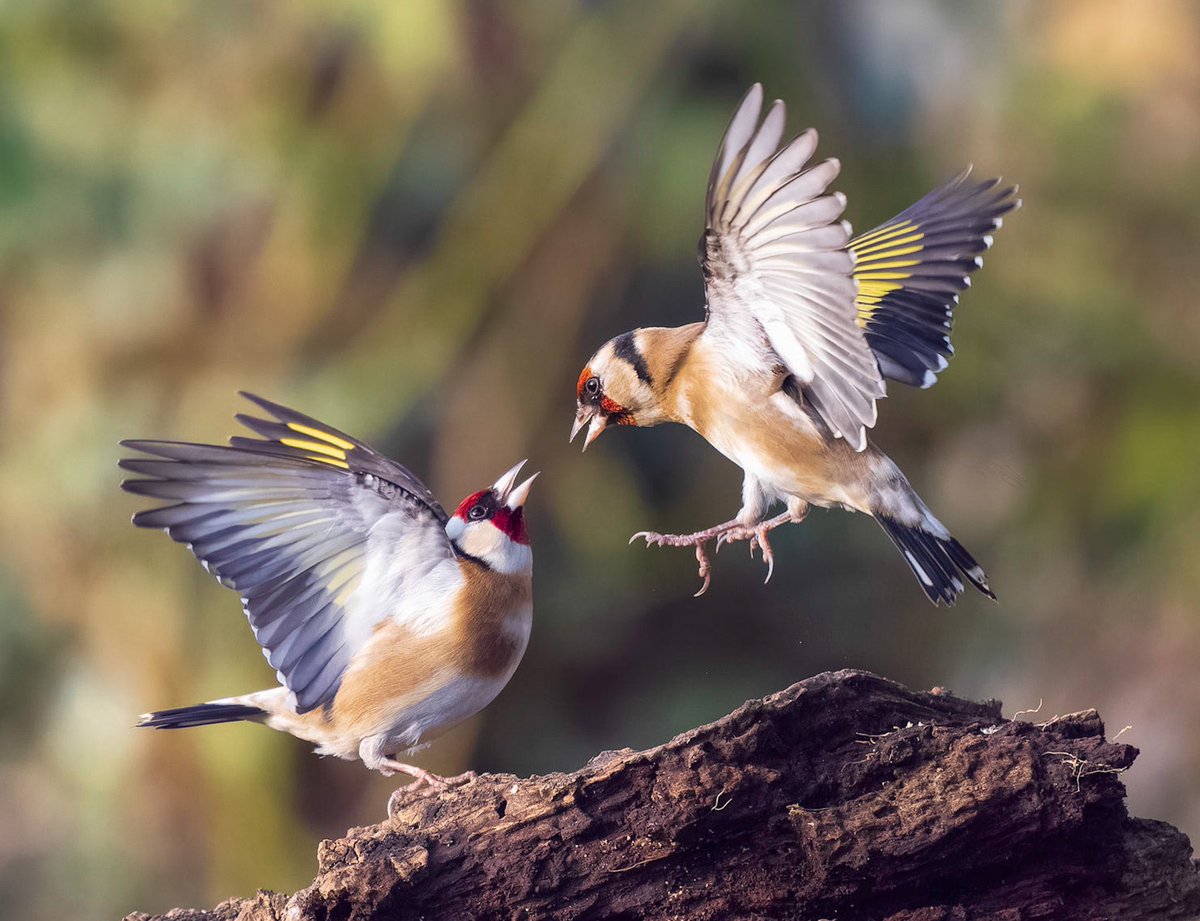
[445,460,537,573]
[570,331,661,450]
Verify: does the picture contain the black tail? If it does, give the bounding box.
[877,516,996,606]
[137,702,265,730]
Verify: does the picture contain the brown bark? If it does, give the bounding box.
[127,670,1200,921]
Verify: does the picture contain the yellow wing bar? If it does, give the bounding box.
[279,422,357,468]
[846,173,1019,388]
[852,219,925,328]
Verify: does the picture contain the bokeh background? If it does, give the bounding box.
[2,0,1199,917]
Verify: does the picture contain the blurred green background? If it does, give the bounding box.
[2,0,1199,917]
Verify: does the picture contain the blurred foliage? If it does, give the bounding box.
[1,1,1199,918]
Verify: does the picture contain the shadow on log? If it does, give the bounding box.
[128,670,1200,920]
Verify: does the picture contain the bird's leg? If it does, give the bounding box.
[714,502,810,584]
[384,763,478,817]
[712,512,788,583]
[380,758,480,793]
[629,517,744,597]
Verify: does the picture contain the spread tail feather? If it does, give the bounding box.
[876,515,995,606]
[137,702,265,730]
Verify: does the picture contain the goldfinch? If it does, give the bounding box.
[571,85,1017,602]
[122,394,538,788]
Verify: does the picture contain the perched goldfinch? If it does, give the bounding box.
[571,85,1017,602]
[122,394,538,788]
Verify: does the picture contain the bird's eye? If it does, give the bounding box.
[468,504,487,520]
[585,376,601,395]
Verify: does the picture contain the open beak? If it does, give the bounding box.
[570,407,607,452]
[491,459,528,503]
[504,471,539,509]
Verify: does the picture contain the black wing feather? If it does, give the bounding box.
[853,171,1019,388]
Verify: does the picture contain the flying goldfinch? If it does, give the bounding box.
[571,84,1017,601]
[122,394,538,788]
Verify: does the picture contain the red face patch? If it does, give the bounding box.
[491,505,529,545]
[600,396,636,424]
[452,490,490,520]
[452,489,530,545]
[576,366,593,401]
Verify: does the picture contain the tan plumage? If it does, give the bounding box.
[572,85,1018,603]
[123,395,538,787]
[264,562,532,765]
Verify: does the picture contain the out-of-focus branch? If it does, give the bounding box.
[125,670,1200,920]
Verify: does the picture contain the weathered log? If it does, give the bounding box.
[127,670,1200,920]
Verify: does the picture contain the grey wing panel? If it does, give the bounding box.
[120,397,452,712]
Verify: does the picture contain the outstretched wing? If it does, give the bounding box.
[700,83,885,452]
[852,171,1019,388]
[120,393,451,713]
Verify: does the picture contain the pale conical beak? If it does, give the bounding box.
[491,459,527,502]
[570,408,589,444]
[570,408,606,452]
[504,471,539,509]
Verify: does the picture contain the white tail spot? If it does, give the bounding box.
[905,551,934,586]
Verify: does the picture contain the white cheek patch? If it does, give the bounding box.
[452,522,533,575]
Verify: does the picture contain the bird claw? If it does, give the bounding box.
[711,524,777,582]
[629,530,688,549]
[693,544,712,597]
[629,527,728,594]
[757,527,775,583]
[629,513,789,594]
[380,759,475,793]
[385,765,482,818]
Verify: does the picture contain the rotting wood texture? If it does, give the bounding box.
[126,670,1200,921]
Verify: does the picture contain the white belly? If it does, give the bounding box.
[381,673,514,754]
